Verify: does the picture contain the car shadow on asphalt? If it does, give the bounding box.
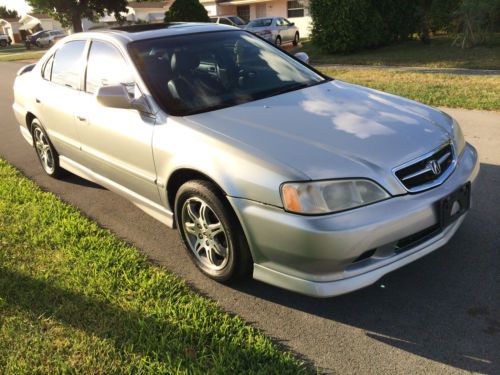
[61,171,106,190]
[233,162,500,374]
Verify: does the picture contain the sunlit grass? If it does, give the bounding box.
[319,68,500,111]
[0,159,310,374]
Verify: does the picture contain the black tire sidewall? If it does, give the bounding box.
[275,36,281,46]
[174,180,251,283]
[293,33,299,46]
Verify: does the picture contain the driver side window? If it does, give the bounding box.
[85,40,134,96]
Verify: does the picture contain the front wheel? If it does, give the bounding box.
[293,32,300,46]
[0,40,7,48]
[275,35,282,47]
[31,119,65,178]
[175,180,253,283]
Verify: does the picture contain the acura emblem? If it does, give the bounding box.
[427,159,441,175]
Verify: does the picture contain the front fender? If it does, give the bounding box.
[152,115,308,211]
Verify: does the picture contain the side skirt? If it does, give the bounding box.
[59,156,174,227]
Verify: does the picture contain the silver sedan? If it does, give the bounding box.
[12,24,479,297]
[245,17,300,46]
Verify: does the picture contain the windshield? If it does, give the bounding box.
[129,30,326,116]
[228,16,246,25]
[247,18,272,27]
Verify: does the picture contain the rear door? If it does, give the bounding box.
[36,39,88,161]
[77,39,160,203]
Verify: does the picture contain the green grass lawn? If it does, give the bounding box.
[319,67,500,111]
[295,34,500,70]
[0,45,46,61]
[0,159,310,374]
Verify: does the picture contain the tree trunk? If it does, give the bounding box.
[71,14,83,33]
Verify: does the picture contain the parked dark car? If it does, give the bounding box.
[27,30,49,47]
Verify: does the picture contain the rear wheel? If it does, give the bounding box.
[175,180,252,282]
[275,35,282,47]
[31,119,65,178]
[0,40,7,48]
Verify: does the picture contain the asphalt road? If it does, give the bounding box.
[1,61,499,374]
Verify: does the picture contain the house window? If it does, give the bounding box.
[237,5,250,22]
[287,0,305,18]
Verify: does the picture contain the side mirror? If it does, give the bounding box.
[294,52,309,64]
[289,22,295,26]
[96,84,151,113]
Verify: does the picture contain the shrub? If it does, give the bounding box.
[310,0,419,53]
[164,0,210,23]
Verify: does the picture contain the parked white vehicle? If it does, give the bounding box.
[0,32,12,48]
[37,30,66,47]
[210,16,246,28]
[245,17,299,46]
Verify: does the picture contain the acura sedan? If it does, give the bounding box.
[245,17,300,46]
[13,23,479,297]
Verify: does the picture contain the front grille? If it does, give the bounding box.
[394,143,455,192]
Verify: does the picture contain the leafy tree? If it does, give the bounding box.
[0,6,19,19]
[164,0,210,23]
[452,0,500,47]
[26,0,135,32]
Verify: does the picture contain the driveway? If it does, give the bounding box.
[0,61,499,374]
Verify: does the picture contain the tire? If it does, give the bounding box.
[31,119,65,178]
[175,180,253,283]
[275,35,282,47]
[293,32,300,46]
[0,40,7,48]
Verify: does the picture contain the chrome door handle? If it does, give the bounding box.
[76,115,86,122]
[35,98,41,103]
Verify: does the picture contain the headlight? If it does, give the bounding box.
[441,111,465,156]
[452,118,466,156]
[281,179,390,214]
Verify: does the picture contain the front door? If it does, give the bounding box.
[77,40,160,204]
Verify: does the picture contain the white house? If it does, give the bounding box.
[200,0,312,37]
[19,13,62,33]
[82,1,171,31]
[0,17,21,43]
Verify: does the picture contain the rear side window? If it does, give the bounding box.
[51,40,87,89]
[85,40,134,95]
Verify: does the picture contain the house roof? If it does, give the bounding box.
[127,1,170,9]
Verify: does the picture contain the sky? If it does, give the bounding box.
[0,0,32,15]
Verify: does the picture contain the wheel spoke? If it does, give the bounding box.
[212,241,227,257]
[194,239,204,254]
[186,202,199,223]
[208,222,223,237]
[199,203,210,225]
[206,246,216,265]
[184,222,197,236]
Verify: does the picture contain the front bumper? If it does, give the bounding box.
[229,143,479,297]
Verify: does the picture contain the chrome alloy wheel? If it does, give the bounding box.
[181,197,230,270]
[33,127,55,174]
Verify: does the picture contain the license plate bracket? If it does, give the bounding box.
[439,182,471,228]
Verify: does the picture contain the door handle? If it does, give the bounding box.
[35,98,41,104]
[76,115,87,122]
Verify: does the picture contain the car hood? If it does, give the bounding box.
[186,80,453,192]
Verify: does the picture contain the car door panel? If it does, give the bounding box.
[77,40,161,204]
[36,40,87,161]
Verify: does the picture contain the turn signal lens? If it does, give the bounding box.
[282,184,302,212]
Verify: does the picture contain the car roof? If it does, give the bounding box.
[63,22,238,46]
